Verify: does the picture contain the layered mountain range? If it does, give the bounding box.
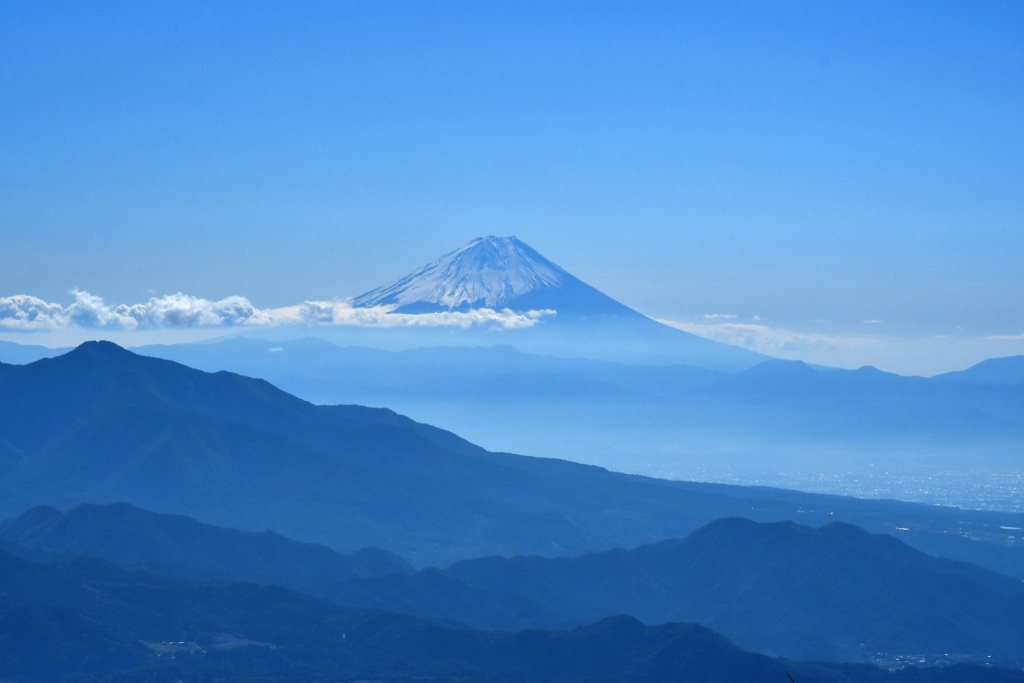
[4,503,1022,667]
[1,236,1021,681]
[130,336,1024,491]
[1,342,1022,575]
[6,237,1021,491]
[1,343,1023,680]
[7,525,1017,683]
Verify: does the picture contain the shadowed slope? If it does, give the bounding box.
[448,518,1024,664]
[0,502,412,585]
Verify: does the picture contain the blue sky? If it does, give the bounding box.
[1,1,1022,374]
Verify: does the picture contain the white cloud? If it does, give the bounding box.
[66,290,142,329]
[862,319,884,324]
[0,291,280,331]
[142,293,272,327]
[702,313,737,320]
[0,291,555,332]
[58,290,273,330]
[0,295,67,331]
[986,333,1024,341]
[284,300,554,329]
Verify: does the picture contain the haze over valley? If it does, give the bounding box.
[2,2,1022,681]
[5,236,1021,510]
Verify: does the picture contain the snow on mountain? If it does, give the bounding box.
[350,236,768,369]
[353,236,561,310]
[353,236,640,318]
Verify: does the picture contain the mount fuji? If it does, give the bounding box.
[353,236,766,370]
[353,235,644,319]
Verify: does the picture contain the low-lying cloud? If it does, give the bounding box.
[660,318,1024,376]
[286,300,554,329]
[657,319,885,354]
[0,291,555,332]
[0,291,271,331]
[0,295,67,331]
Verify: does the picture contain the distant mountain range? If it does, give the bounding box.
[2,343,1024,679]
[1,237,1020,681]
[1,342,1022,578]
[128,336,1024,483]
[3,238,1022,491]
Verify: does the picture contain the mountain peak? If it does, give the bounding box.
[37,340,136,372]
[349,236,769,369]
[352,236,644,319]
[353,236,572,313]
[67,340,130,356]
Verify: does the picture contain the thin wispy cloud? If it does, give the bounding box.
[0,291,555,332]
[702,313,737,320]
[655,316,1024,376]
[656,319,885,354]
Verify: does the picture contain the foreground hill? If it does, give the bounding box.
[448,518,1024,664]
[8,503,1022,666]
[1,535,1022,683]
[0,342,1022,576]
[0,503,570,633]
[0,502,412,586]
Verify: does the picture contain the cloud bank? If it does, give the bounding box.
[0,291,271,331]
[0,291,554,332]
[286,301,554,329]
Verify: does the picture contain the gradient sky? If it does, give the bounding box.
[1,1,1022,374]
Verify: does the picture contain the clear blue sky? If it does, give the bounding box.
[1,1,1022,373]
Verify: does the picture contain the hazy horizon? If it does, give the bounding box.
[2,6,1023,679]
[2,2,1023,375]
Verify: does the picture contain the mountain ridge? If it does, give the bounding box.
[11,535,1014,683]
[0,502,413,584]
[1,342,1023,577]
[446,516,1024,664]
[4,502,1024,667]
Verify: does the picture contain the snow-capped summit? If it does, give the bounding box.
[348,235,767,369]
[353,236,642,319]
